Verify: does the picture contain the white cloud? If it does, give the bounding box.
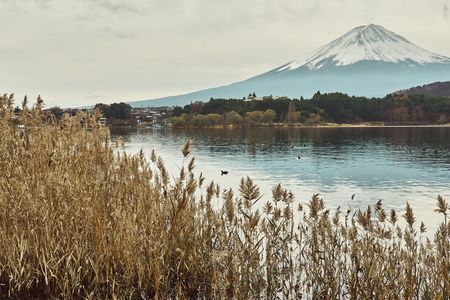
[1,0,449,107]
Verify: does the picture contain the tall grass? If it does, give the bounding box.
[0,94,449,299]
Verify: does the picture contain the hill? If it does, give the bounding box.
[394,81,450,97]
[129,24,450,108]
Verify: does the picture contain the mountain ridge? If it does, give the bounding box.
[129,24,450,107]
[277,24,450,71]
[395,81,450,97]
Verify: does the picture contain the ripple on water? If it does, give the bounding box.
[111,126,450,234]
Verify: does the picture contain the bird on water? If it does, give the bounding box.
[221,170,228,175]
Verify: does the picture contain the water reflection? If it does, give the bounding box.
[111,126,450,232]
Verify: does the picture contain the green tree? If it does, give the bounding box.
[192,114,208,126]
[206,114,224,125]
[170,116,186,126]
[95,103,131,120]
[304,113,322,126]
[108,103,131,120]
[245,111,264,126]
[180,113,191,125]
[172,106,183,116]
[94,103,110,115]
[263,109,276,125]
[225,111,243,125]
[48,106,64,120]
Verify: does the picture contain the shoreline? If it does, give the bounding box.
[126,122,450,129]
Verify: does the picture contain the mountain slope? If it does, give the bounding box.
[395,81,450,97]
[129,24,450,107]
[277,24,450,71]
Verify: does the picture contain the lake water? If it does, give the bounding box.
[111,126,450,233]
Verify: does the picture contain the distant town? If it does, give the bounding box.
[34,86,450,128]
[38,94,292,128]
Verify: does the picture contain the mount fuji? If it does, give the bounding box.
[130,24,450,107]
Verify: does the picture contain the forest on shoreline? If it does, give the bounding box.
[169,92,450,127]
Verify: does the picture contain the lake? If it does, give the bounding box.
[111,126,450,233]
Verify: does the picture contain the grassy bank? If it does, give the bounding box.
[0,94,449,299]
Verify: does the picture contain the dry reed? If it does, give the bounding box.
[0,94,449,299]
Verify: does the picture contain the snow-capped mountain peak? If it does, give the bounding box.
[132,24,450,107]
[278,24,450,71]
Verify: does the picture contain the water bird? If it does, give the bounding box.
[297,155,302,159]
[351,194,356,200]
[221,170,228,175]
[422,148,426,152]
[434,150,438,154]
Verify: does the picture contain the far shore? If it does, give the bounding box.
[126,122,450,129]
[293,122,450,128]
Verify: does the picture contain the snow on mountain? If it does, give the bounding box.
[129,24,450,107]
[277,24,450,71]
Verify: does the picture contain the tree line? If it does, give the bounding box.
[171,93,450,126]
[35,93,450,127]
[170,109,279,127]
[94,102,132,120]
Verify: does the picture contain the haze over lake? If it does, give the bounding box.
[112,126,450,233]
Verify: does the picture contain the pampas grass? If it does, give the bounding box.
[0,94,448,299]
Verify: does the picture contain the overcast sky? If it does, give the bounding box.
[1,0,450,107]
